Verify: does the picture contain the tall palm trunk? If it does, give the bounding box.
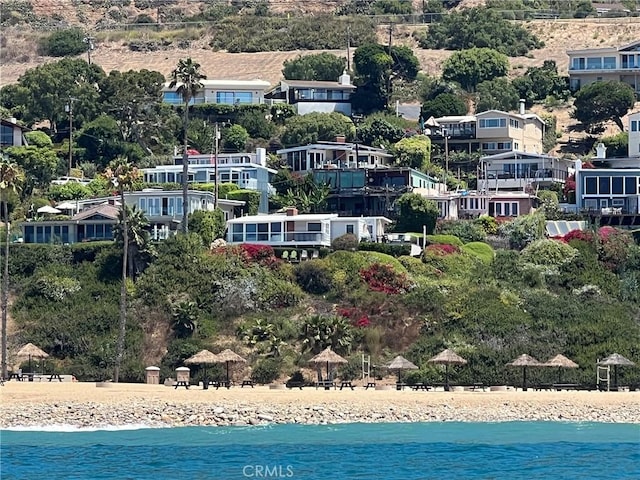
[1,200,8,380]
[182,104,189,233]
[114,189,129,382]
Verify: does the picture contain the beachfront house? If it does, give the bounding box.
[162,79,271,105]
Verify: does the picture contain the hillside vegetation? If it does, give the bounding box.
[6,219,640,387]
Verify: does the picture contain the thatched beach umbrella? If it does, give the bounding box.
[386,355,419,384]
[214,349,247,385]
[185,349,219,389]
[543,354,579,384]
[598,353,635,388]
[507,354,542,391]
[428,349,468,391]
[16,343,49,373]
[309,347,347,382]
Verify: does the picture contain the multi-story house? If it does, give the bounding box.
[141,148,275,213]
[567,40,640,94]
[573,143,640,225]
[277,139,440,218]
[265,71,356,116]
[478,151,572,192]
[162,79,272,105]
[226,207,391,249]
[20,190,244,244]
[431,103,545,155]
[0,118,29,148]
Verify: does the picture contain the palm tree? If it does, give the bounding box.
[0,160,24,380]
[113,204,154,280]
[169,57,206,234]
[104,158,140,383]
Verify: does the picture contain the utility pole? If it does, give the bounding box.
[387,23,393,108]
[83,35,95,64]
[65,97,78,176]
[346,26,351,72]
[214,123,220,209]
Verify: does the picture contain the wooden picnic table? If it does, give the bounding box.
[315,380,336,390]
[364,382,376,390]
[241,380,254,388]
[339,381,354,390]
[410,383,431,391]
[174,380,190,389]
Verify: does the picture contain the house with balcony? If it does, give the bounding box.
[162,79,272,105]
[141,148,275,213]
[571,143,640,227]
[277,140,393,173]
[265,71,356,116]
[431,103,545,155]
[20,190,244,244]
[567,40,640,94]
[226,207,391,248]
[478,151,572,192]
[0,118,29,148]
[628,111,640,156]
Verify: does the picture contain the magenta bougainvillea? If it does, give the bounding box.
[359,262,412,295]
[562,229,594,243]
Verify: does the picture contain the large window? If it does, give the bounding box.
[479,118,507,128]
[585,177,597,194]
[603,57,616,69]
[632,121,639,132]
[612,177,623,195]
[599,177,610,194]
[626,177,638,195]
[0,124,14,146]
[587,57,602,70]
[215,91,253,105]
[308,222,321,232]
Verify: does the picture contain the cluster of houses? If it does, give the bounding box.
[2,40,639,247]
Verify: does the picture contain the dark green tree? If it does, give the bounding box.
[4,132,58,193]
[573,81,636,131]
[421,93,468,119]
[415,7,543,56]
[281,112,354,147]
[222,124,250,152]
[282,53,347,81]
[5,59,105,132]
[393,136,431,170]
[39,28,87,57]
[442,48,509,92]
[395,192,439,234]
[475,78,519,113]
[512,61,569,106]
[358,117,406,148]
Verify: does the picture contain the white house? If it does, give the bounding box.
[162,79,272,105]
[226,207,391,248]
[0,118,29,148]
[265,71,356,116]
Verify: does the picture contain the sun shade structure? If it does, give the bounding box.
[214,349,247,385]
[16,343,49,373]
[543,354,579,384]
[507,354,542,391]
[386,355,419,384]
[598,353,636,388]
[36,205,61,214]
[309,347,347,382]
[185,349,219,389]
[56,201,77,210]
[428,349,468,391]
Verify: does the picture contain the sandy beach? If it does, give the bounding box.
[1,382,638,428]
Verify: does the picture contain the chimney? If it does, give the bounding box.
[338,70,351,86]
[335,135,346,143]
[285,207,298,216]
[519,99,525,115]
[595,143,607,159]
[9,117,17,124]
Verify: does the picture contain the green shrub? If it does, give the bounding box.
[359,241,410,257]
[357,251,407,273]
[521,239,578,267]
[39,28,87,57]
[294,260,332,294]
[426,234,463,247]
[461,242,495,264]
[332,233,359,251]
[437,220,487,243]
[398,255,440,277]
[474,215,498,235]
[251,358,283,384]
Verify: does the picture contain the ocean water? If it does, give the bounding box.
[1,422,639,480]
